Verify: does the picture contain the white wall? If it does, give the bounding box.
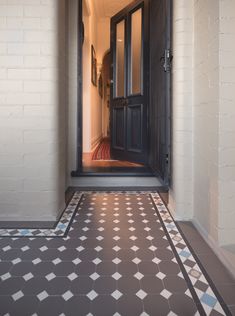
[82,0,103,154]
[0,0,67,222]
[169,0,194,220]
[169,0,235,277]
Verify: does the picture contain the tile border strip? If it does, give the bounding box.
[0,192,83,238]
[151,192,231,316]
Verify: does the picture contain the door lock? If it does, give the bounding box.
[160,49,173,72]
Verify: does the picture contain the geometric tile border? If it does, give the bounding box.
[0,190,232,316]
[0,192,82,238]
[151,192,232,316]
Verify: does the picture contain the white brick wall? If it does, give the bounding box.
[0,0,67,221]
[192,0,235,277]
[168,0,194,220]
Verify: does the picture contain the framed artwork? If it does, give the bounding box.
[91,45,97,86]
[98,74,103,98]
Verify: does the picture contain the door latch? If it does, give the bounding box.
[160,49,173,72]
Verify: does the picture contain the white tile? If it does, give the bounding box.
[111,290,123,300]
[112,272,122,280]
[112,258,121,264]
[160,289,172,299]
[134,272,144,280]
[136,290,147,300]
[68,273,78,281]
[37,291,49,302]
[87,290,98,301]
[62,290,73,301]
[23,272,34,281]
[90,272,100,281]
[12,291,24,301]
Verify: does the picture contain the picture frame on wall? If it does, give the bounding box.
[91,45,97,86]
[98,74,103,98]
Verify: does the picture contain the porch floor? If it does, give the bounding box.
[0,191,234,316]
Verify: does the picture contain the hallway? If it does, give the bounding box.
[0,191,233,316]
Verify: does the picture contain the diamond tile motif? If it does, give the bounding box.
[132,257,141,264]
[0,192,82,237]
[111,290,123,300]
[87,290,98,301]
[23,272,34,281]
[37,291,49,302]
[113,245,121,252]
[112,258,121,265]
[0,191,230,316]
[46,272,56,281]
[62,290,74,301]
[136,289,147,300]
[134,272,144,280]
[93,258,102,265]
[68,272,78,281]
[160,289,172,299]
[90,272,100,281]
[12,291,24,301]
[1,272,11,281]
[112,272,122,280]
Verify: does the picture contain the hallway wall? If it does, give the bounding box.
[82,0,103,153]
[169,0,235,277]
[192,0,235,276]
[0,0,67,221]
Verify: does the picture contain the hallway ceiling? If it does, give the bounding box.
[93,0,133,18]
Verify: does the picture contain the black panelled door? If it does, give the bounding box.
[110,0,149,164]
[149,0,172,184]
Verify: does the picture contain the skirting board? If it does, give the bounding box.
[192,218,235,280]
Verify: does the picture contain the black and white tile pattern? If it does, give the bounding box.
[0,192,231,316]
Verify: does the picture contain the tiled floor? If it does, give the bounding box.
[0,191,233,316]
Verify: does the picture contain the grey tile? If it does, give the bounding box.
[0,277,24,295]
[140,275,164,294]
[169,293,198,316]
[143,294,170,316]
[163,275,188,293]
[118,276,140,294]
[63,295,91,316]
[91,295,116,316]
[70,276,93,295]
[9,296,39,316]
[37,296,65,316]
[94,276,116,294]
[117,294,143,316]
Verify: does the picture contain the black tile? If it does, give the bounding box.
[140,275,164,294]
[70,276,93,295]
[96,261,117,275]
[169,293,198,315]
[0,277,24,295]
[163,275,188,293]
[138,261,159,275]
[118,262,138,275]
[37,296,65,316]
[143,294,170,316]
[91,295,116,316]
[9,296,39,316]
[117,294,143,316]
[63,296,91,316]
[117,276,140,294]
[76,261,96,275]
[93,276,116,294]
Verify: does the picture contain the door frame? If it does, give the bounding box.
[71,0,172,187]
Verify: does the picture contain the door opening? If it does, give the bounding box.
[72,0,172,184]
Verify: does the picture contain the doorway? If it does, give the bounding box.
[73,0,172,184]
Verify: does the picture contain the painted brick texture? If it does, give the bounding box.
[0,0,66,221]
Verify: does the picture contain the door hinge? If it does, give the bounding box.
[166,153,169,164]
[161,49,173,73]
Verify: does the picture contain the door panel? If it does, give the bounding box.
[110,0,149,164]
[127,104,143,152]
[148,0,172,184]
[115,19,126,98]
[130,8,142,95]
[113,107,125,149]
